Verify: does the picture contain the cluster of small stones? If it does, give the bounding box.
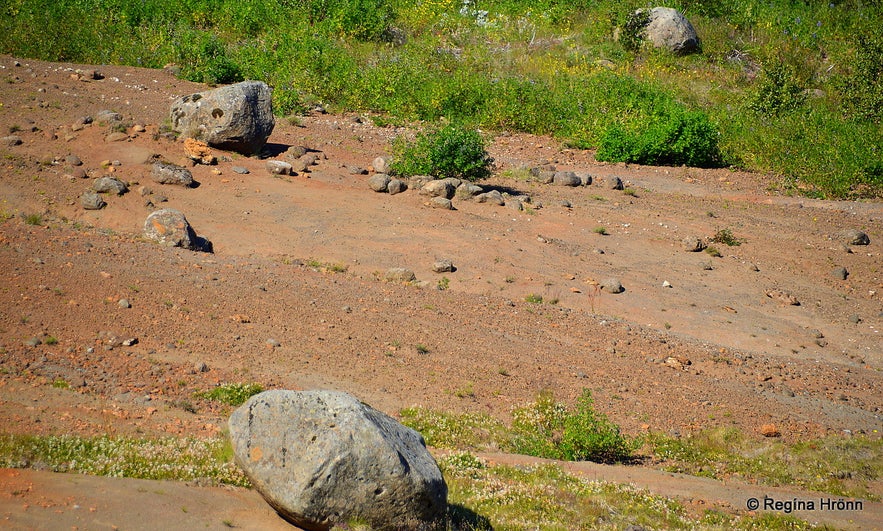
[264,145,326,177]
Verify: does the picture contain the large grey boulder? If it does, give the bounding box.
[641,7,700,55]
[228,390,447,531]
[419,180,456,199]
[170,81,275,155]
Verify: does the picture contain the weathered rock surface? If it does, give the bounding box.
[641,7,700,55]
[842,229,870,246]
[143,209,199,250]
[368,174,392,193]
[151,161,194,187]
[387,178,408,195]
[80,190,106,210]
[228,390,447,531]
[93,176,128,196]
[266,160,293,176]
[372,156,391,174]
[553,171,581,187]
[170,81,275,155]
[420,180,456,200]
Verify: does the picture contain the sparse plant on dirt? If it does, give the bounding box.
[23,213,42,226]
[524,294,543,304]
[194,382,264,406]
[437,276,450,290]
[712,228,743,246]
[705,246,722,258]
[593,226,607,235]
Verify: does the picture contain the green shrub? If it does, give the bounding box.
[836,32,883,124]
[510,389,633,463]
[195,383,263,406]
[619,9,649,54]
[391,125,494,182]
[177,34,244,85]
[748,63,806,118]
[597,108,722,168]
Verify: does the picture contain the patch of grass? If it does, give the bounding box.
[593,226,608,235]
[524,293,543,304]
[711,228,743,246]
[44,336,58,345]
[51,378,69,389]
[194,383,264,406]
[23,213,42,226]
[705,246,722,258]
[305,259,348,273]
[650,427,883,500]
[454,382,475,399]
[437,276,450,291]
[415,343,430,355]
[0,433,249,486]
[440,452,822,530]
[404,389,634,463]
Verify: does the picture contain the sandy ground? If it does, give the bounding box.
[0,55,881,529]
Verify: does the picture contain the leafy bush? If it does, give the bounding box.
[748,63,806,118]
[836,32,883,124]
[510,389,634,463]
[391,125,494,182]
[177,34,244,85]
[597,108,722,168]
[195,383,264,406]
[619,9,649,53]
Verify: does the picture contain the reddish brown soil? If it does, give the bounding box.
[0,56,881,528]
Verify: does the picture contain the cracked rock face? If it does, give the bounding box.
[228,390,447,531]
[170,81,275,156]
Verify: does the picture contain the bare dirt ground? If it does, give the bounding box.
[0,56,881,529]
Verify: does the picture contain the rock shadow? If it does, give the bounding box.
[446,503,493,530]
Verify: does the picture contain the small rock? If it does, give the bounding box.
[368,174,392,193]
[476,190,504,206]
[80,191,106,210]
[601,278,624,294]
[195,361,209,373]
[552,171,581,186]
[373,156,391,174]
[151,161,194,187]
[429,197,454,210]
[559,199,572,208]
[848,314,862,324]
[765,288,800,306]
[579,173,593,186]
[105,132,129,142]
[266,338,281,348]
[184,138,216,165]
[285,145,308,159]
[118,299,131,309]
[420,180,455,199]
[96,110,123,122]
[842,229,870,246]
[748,263,760,272]
[25,337,42,347]
[662,280,672,288]
[93,176,128,195]
[1,135,23,147]
[606,176,624,190]
[65,154,83,166]
[432,259,454,273]
[266,160,292,176]
[143,208,201,250]
[832,267,849,280]
[232,166,250,175]
[760,424,781,437]
[682,236,706,252]
[384,268,416,283]
[387,178,407,195]
[348,166,368,175]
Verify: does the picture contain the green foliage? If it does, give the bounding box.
[23,213,42,226]
[620,9,649,54]
[195,383,263,406]
[748,63,806,118]
[524,294,543,303]
[597,108,722,168]
[651,428,883,500]
[391,125,493,182]
[836,31,883,124]
[0,433,249,486]
[0,0,881,197]
[511,389,634,463]
[711,228,743,246]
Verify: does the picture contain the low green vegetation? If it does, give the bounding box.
[1,0,879,197]
[403,389,634,463]
[0,433,249,486]
[305,259,349,273]
[650,427,883,501]
[440,453,822,530]
[391,125,493,182]
[194,382,264,406]
[712,228,743,246]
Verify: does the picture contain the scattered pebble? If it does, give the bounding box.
[266,338,281,348]
[832,267,848,280]
[118,298,131,309]
[232,166,250,175]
